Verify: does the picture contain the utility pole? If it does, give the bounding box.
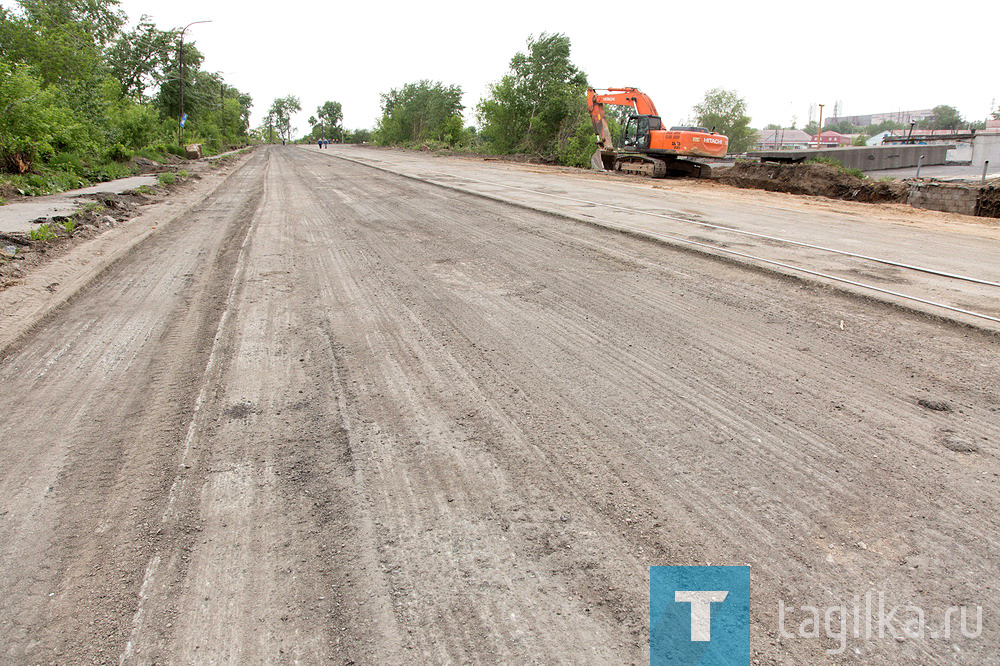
[816,103,825,149]
[178,20,212,147]
[220,80,225,143]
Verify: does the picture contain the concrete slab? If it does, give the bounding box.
[0,175,157,233]
[866,163,1000,182]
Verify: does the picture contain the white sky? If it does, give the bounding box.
[34,0,1000,134]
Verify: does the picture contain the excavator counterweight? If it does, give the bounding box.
[587,87,728,178]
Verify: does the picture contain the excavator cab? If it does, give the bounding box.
[623,115,661,150]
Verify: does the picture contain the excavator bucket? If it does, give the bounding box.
[591,148,606,171]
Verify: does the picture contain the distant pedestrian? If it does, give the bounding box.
[318,138,323,149]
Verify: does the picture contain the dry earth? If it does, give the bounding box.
[0,146,997,664]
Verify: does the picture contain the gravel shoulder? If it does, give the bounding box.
[0,155,251,354]
[0,146,997,664]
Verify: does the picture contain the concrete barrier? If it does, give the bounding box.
[750,145,954,172]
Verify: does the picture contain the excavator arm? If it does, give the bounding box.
[587,87,659,154]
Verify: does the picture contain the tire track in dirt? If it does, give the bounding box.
[289,149,998,663]
[1,147,996,664]
[0,152,265,663]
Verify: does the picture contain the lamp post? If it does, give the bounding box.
[816,103,825,149]
[178,20,212,146]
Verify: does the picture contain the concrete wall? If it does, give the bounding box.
[906,182,979,216]
[946,142,973,163]
[972,134,1000,167]
[750,145,954,172]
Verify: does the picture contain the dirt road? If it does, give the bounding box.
[1,146,997,664]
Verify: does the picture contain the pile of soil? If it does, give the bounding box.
[716,161,906,203]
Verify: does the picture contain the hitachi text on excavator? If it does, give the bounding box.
[587,87,728,178]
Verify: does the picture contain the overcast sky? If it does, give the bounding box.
[103,0,1000,135]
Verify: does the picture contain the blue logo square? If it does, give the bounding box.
[650,566,751,665]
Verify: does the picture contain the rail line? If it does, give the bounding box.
[328,153,1000,326]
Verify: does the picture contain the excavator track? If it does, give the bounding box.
[614,155,668,178]
[613,155,710,179]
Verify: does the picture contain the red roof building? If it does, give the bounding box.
[809,131,852,148]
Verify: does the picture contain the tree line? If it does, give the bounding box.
[0,0,252,195]
[367,33,758,163]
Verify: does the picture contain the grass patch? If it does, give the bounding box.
[29,223,57,241]
[61,219,76,235]
[80,201,106,214]
[134,185,154,194]
[806,155,865,180]
[157,172,176,186]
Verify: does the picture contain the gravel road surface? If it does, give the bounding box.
[1,146,997,664]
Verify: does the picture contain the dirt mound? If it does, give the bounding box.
[975,185,1000,218]
[130,156,166,174]
[717,161,906,203]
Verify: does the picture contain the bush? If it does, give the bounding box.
[48,152,87,177]
[157,172,176,185]
[556,116,597,168]
[106,143,131,162]
[109,103,161,150]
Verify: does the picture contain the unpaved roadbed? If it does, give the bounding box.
[1,146,997,663]
[0,156,251,355]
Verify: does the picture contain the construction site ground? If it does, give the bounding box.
[0,145,997,664]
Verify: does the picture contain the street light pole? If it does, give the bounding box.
[178,20,212,147]
[816,103,825,149]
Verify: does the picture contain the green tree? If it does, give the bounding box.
[477,32,588,158]
[107,17,175,100]
[861,119,905,135]
[0,0,250,186]
[0,61,82,172]
[827,119,860,135]
[316,101,343,141]
[344,128,372,144]
[374,80,464,145]
[268,95,301,142]
[802,120,819,136]
[852,134,870,146]
[0,0,124,88]
[922,104,963,130]
[693,88,754,153]
[763,123,782,130]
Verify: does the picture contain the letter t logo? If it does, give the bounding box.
[675,591,729,641]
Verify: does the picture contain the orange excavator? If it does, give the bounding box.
[587,87,728,178]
